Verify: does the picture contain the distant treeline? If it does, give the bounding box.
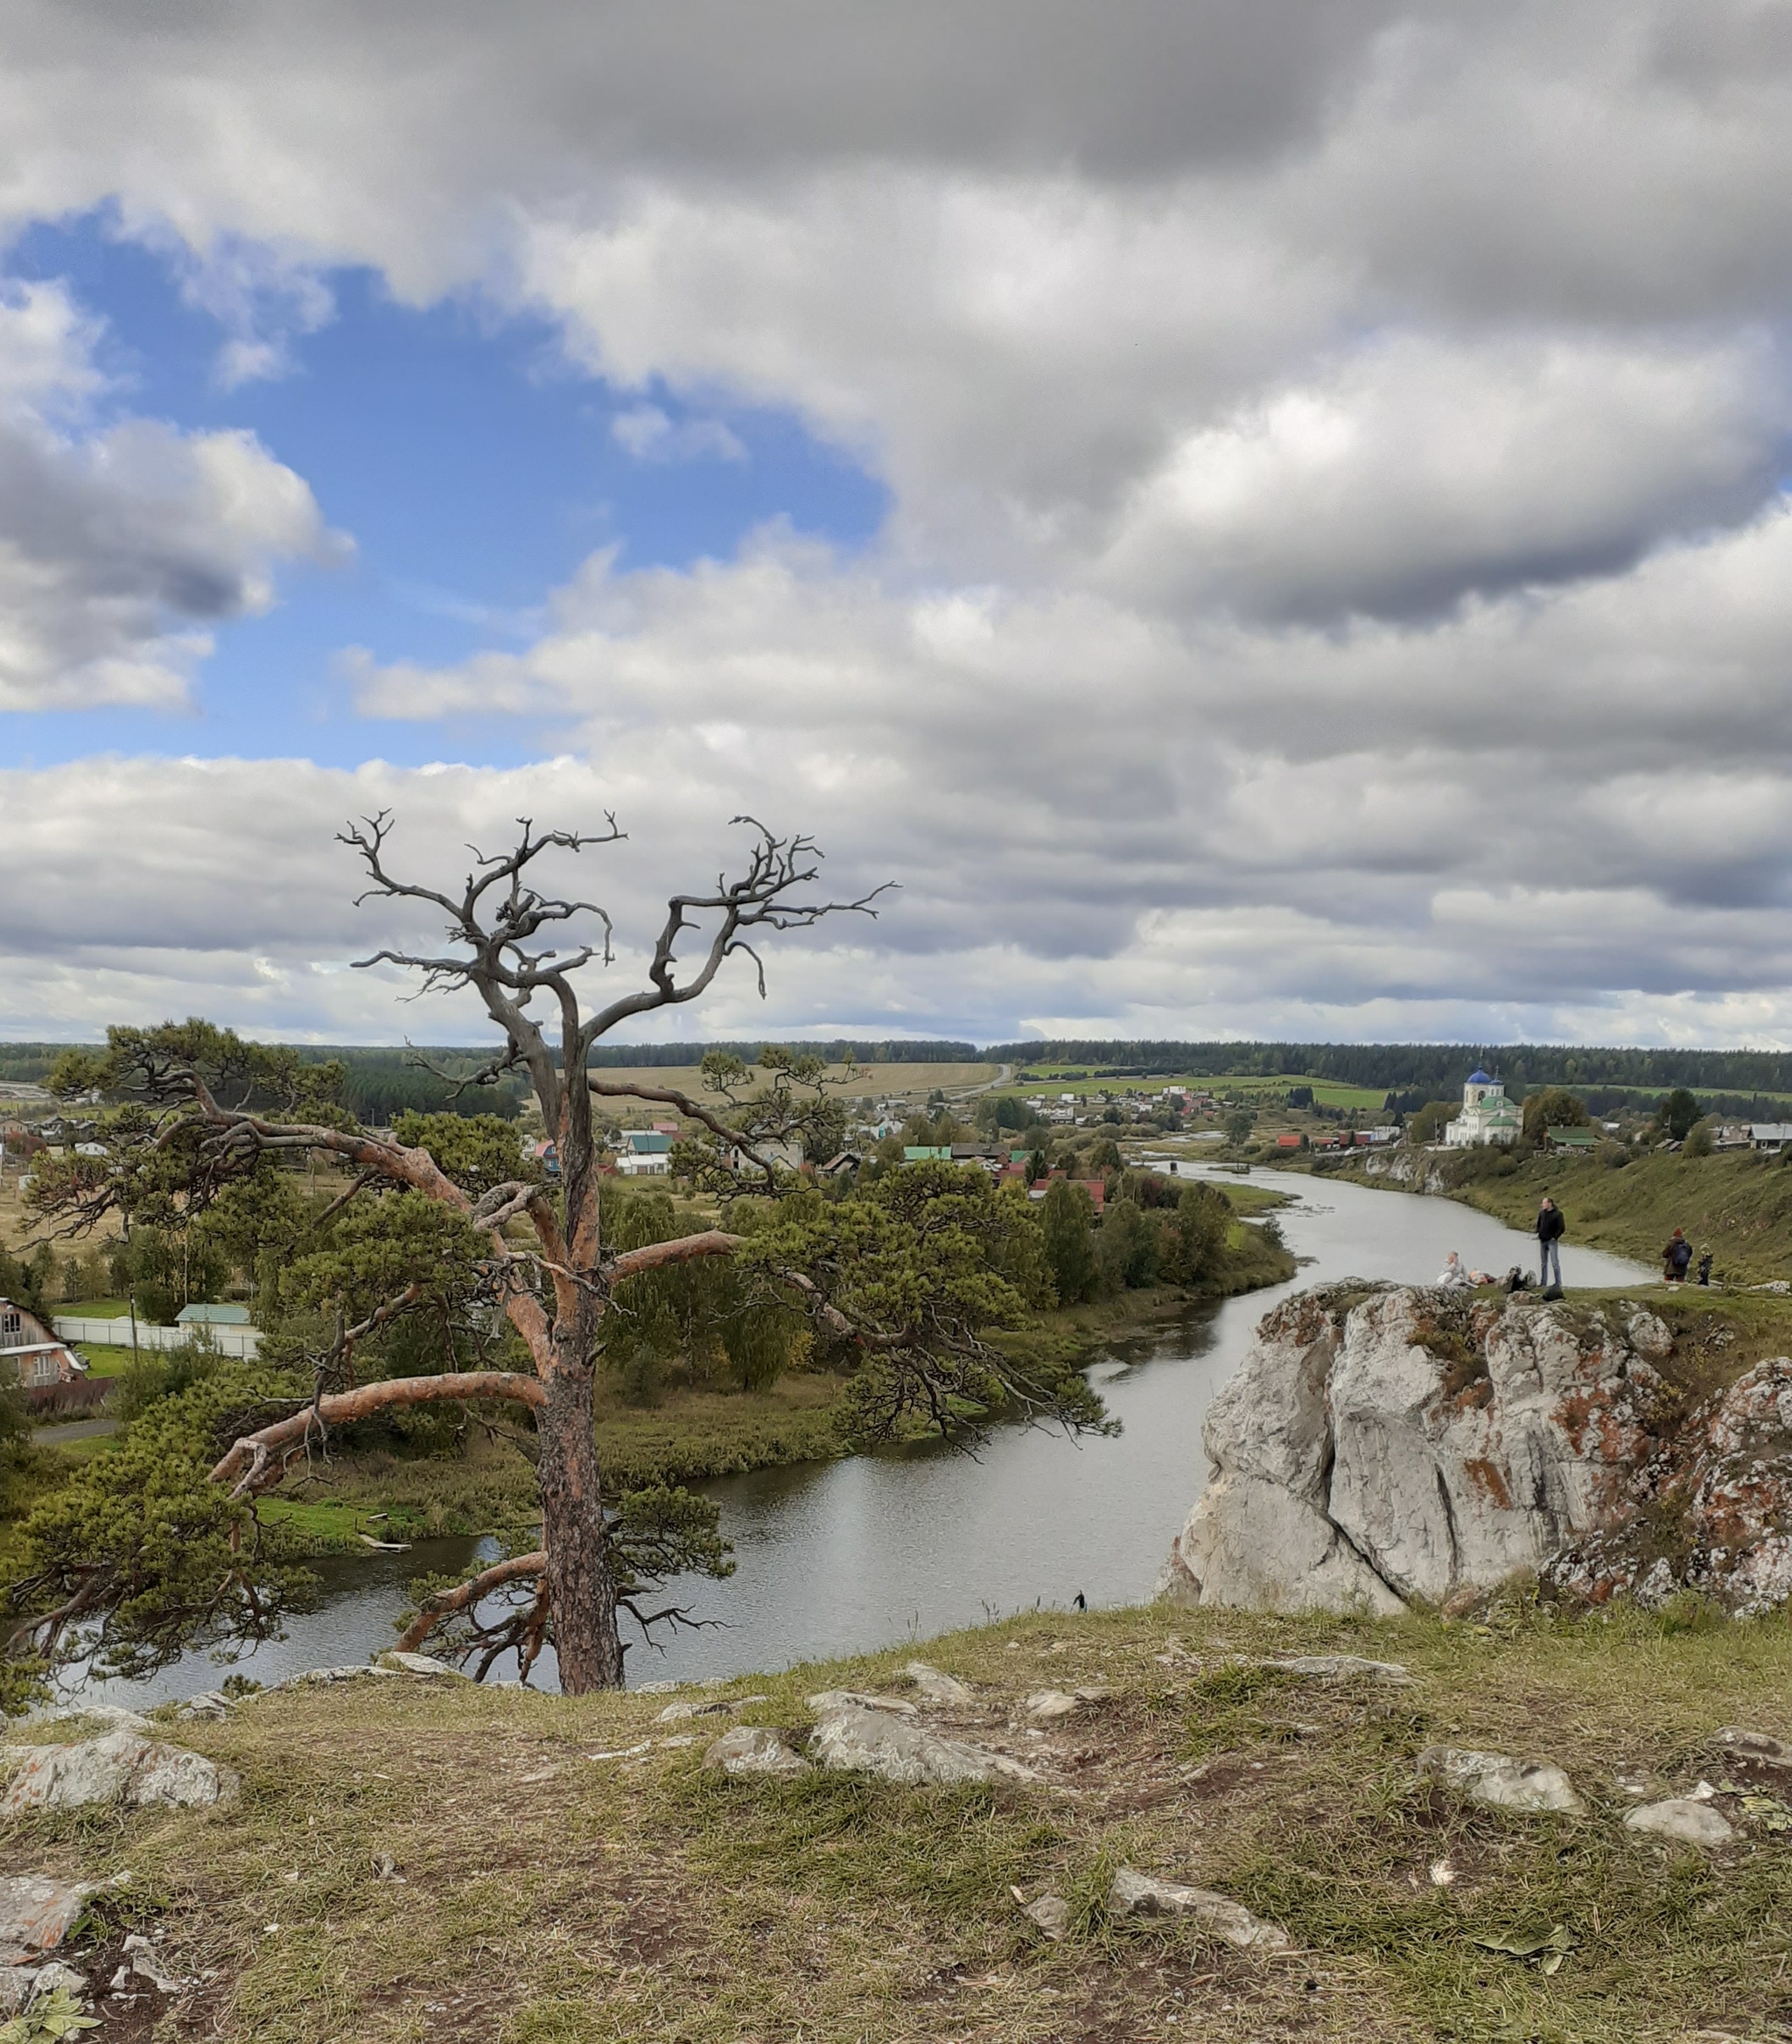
[0,1045,62,1084]
[987,1040,1792,1095]
[583,1039,978,1068]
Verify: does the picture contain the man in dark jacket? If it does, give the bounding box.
[1536,1197,1565,1289]
[1663,1228,1692,1284]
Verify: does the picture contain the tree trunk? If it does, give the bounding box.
[537,1362,623,1689]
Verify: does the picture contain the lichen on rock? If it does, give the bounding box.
[1159,1282,1792,1618]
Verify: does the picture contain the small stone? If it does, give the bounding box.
[123,1932,182,1992]
[0,1874,87,1964]
[1106,1867,1290,1949]
[1012,1887,1069,1939]
[1417,1745,1584,1815]
[658,1734,697,1749]
[655,1693,769,1723]
[1428,1858,1456,1886]
[904,1662,975,1707]
[1625,1798,1735,1846]
[703,1726,812,1779]
[375,1650,466,1679]
[1025,1690,1081,1721]
[805,1689,917,1717]
[174,1690,234,1722]
[1712,1727,1792,1772]
[1626,1311,1674,1361]
[1267,1655,1412,1684]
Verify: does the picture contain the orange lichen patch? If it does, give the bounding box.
[1462,1458,1514,1509]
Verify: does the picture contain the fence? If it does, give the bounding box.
[24,1377,110,1418]
[52,1315,262,1360]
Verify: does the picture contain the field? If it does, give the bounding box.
[992,1069,1390,1112]
[5,1597,1790,2042]
[593,1060,998,1108]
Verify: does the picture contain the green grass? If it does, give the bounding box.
[1373,1144,1792,1284]
[5,1598,1789,2041]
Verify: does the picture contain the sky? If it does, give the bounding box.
[4,3,1792,1050]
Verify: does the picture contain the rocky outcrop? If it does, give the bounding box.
[1,1728,239,1816]
[1159,1283,1792,1615]
[806,1691,1035,1786]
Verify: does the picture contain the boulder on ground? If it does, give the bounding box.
[1106,1867,1289,1949]
[0,1873,86,1966]
[808,1697,1033,1787]
[375,1650,466,1678]
[703,1726,812,1779]
[2,1727,239,1816]
[1624,1797,1734,1846]
[1417,1745,1584,1815]
[904,1662,976,1707]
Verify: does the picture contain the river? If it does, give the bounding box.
[65,1168,1648,1710]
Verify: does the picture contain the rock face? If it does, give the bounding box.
[1159,1284,1792,1616]
[2,1728,239,1816]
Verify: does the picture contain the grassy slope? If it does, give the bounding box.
[1361,1147,1792,1284]
[5,1599,1790,2043]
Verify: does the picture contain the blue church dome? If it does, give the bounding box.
[1466,1069,1493,1084]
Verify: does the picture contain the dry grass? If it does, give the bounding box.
[5,1599,1791,2042]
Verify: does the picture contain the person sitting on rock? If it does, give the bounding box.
[1438,1251,1471,1287]
[1663,1228,1693,1284]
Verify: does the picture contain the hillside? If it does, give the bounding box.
[1352,1147,1792,1285]
[4,1598,1790,2042]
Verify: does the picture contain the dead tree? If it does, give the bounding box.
[167,815,886,1690]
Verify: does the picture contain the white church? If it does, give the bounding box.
[1442,1069,1521,1148]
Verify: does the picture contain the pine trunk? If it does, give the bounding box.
[537,1362,623,1690]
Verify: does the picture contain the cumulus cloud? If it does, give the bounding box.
[0,280,347,709]
[4,4,1792,1036]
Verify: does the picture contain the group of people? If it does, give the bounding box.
[1435,1199,1714,1293]
[1661,1227,1713,1286]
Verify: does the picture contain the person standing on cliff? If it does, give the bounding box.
[1536,1197,1565,1290]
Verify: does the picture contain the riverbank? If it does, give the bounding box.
[1332,1144,1792,1284]
[5,1595,1788,2042]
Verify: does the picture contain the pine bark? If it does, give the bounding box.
[536,1349,623,1690]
